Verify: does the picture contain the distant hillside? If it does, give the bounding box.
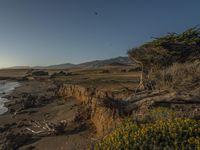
[75,57,132,68]
[34,63,75,69]
[5,56,132,69]
[4,66,30,69]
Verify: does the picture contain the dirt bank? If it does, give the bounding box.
[58,83,200,136]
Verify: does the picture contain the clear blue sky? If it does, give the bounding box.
[0,0,199,67]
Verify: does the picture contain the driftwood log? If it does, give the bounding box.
[26,120,67,135]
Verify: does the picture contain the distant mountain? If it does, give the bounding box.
[75,56,132,68]
[4,56,132,69]
[4,66,30,69]
[34,63,75,69]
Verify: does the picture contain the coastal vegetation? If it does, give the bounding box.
[128,26,200,70]
[95,27,200,150]
[94,117,200,150]
[127,27,200,91]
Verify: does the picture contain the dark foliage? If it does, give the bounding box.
[128,26,200,70]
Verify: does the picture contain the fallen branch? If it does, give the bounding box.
[25,127,45,134]
[26,120,67,135]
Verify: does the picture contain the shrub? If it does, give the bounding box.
[94,118,200,150]
[101,70,110,73]
[120,69,126,73]
[32,70,48,76]
[128,67,141,72]
[50,71,67,78]
[148,107,178,121]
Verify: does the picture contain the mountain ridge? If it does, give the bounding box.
[3,56,132,69]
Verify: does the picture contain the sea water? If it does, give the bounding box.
[0,80,19,115]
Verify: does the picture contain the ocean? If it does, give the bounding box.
[0,80,19,115]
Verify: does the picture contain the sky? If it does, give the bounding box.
[0,0,199,68]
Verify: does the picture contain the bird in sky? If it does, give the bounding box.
[94,11,98,16]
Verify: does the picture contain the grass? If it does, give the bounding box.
[154,62,200,91]
[53,67,140,94]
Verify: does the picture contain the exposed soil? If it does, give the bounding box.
[0,80,95,150]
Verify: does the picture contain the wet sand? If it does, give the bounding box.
[0,80,19,115]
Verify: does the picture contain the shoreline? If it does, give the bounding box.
[0,80,20,115]
[0,79,94,149]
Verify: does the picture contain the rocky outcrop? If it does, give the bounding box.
[57,84,128,135]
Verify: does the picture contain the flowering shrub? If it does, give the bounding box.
[94,118,200,150]
[148,107,178,121]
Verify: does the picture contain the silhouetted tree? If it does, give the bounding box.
[128,26,200,92]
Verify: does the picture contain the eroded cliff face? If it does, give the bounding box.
[57,82,200,136]
[57,84,128,135]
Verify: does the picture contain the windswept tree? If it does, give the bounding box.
[128,26,200,91]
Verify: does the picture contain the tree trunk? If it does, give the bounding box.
[128,56,145,92]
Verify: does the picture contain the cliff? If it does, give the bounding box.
[57,83,200,136]
[57,84,130,135]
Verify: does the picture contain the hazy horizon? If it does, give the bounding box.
[0,56,128,69]
[0,0,199,68]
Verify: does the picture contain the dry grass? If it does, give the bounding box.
[155,62,200,91]
[0,66,141,94]
[53,67,140,93]
[0,69,28,79]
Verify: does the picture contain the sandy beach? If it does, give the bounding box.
[0,79,94,150]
